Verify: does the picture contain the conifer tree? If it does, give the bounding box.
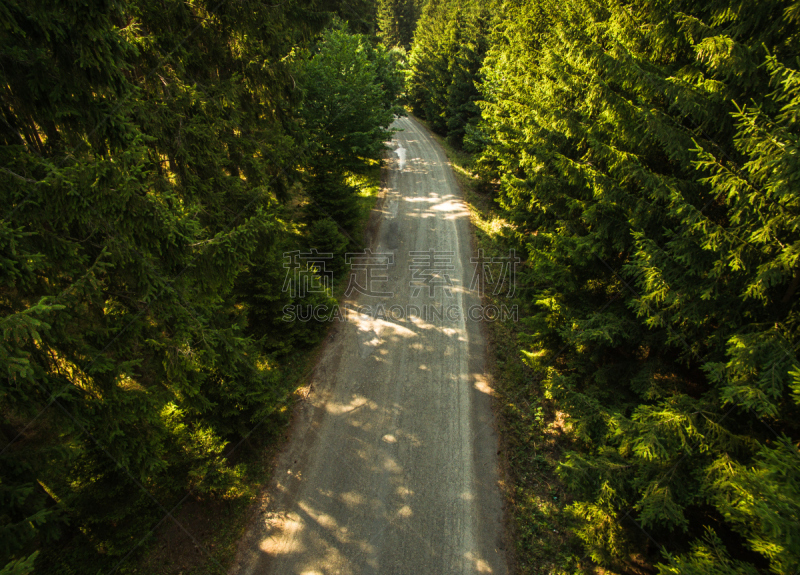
[474,0,800,571]
[407,0,495,147]
[377,0,418,49]
[0,0,402,571]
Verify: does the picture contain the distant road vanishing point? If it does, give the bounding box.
[233,115,509,575]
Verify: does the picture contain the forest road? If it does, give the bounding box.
[232,115,508,575]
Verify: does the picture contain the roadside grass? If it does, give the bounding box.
[413,116,588,575]
[348,160,383,248]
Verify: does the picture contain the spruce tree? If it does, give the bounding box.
[407,0,495,147]
[475,0,800,572]
[377,0,417,49]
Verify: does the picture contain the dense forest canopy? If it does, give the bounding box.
[5,0,800,573]
[409,0,800,573]
[0,1,403,572]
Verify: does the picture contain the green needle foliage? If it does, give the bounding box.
[377,0,423,50]
[411,0,800,572]
[407,0,493,149]
[0,0,402,572]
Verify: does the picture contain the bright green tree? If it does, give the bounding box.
[296,25,401,230]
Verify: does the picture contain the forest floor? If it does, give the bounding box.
[230,115,509,574]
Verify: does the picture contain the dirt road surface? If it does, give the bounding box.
[233,116,508,575]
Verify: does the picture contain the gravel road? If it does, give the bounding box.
[233,115,508,575]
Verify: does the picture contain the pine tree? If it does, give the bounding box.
[337,0,379,35]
